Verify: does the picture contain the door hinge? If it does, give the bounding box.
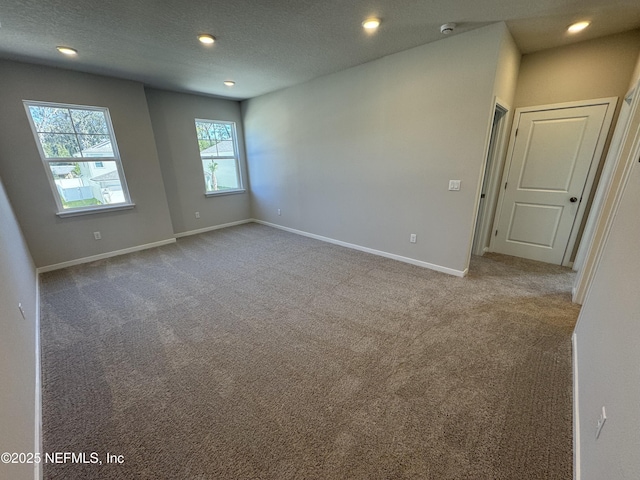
[515,128,518,137]
[480,193,486,198]
[495,229,498,237]
[504,182,508,190]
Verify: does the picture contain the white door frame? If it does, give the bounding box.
[489,97,617,267]
[573,82,640,303]
[472,99,510,256]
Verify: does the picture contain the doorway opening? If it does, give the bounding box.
[472,102,509,256]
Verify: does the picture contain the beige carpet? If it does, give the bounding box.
[39,223,579,479]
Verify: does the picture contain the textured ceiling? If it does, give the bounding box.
[0,0,639,100]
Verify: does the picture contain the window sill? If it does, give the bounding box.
[56,203,136,218]
[205,189,246,198]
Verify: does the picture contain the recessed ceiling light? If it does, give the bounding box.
[362,18,381,31]
[567,21,590,34]
[56,46,78,56]
[198,34,216,44]
[223,80,235,87]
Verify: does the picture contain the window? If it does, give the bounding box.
[194,119,243,195]
[24,101,132,215]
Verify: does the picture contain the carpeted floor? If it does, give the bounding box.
[39,223,580,479]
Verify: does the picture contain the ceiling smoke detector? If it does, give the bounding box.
[440,23,456,35]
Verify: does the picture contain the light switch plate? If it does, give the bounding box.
[449,180,461,191]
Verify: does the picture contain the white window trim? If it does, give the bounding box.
[204,189,246,198]
[56,203,136,218]
[195,119,244,196]
[23,100,134,215]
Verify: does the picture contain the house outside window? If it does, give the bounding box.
[194,119,243,195]
[23,101,132,215]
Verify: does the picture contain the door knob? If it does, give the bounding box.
[570,197,578,203]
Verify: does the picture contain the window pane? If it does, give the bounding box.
[198,138,216,152]
[29,106,74,133]
[202,159,239,191]
[78,135,113,157]
[215,138,236,157]
[195,122,210,140]
[70,109,109,134]
[212,123,232,142]
[195,121,235,155]
[48,161,125,209]
[204,123,218,142]
[38,133,81,158]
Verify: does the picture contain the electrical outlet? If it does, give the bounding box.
[93,231,102,240]
[449,180,461,191]
[410,234,417,243]
[277,209,281,216]
[595,406,607,439]
[195,212,200,218]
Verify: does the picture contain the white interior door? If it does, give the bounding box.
[491,102,613,265]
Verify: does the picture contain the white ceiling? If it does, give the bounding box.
[1,0,639,100]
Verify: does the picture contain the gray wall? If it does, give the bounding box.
[631,50,640,88]
[145,88,250,234]
[514,29,640,110]
[0,177,38,480]
[493,30,521,106]
[0,60,175,268]
[243,23,516,274]
[573,62,640,477]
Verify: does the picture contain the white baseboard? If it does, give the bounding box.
[252,219,467,277]
[35,219,466,277]
[173,219,253,238]
[36,220,255,272]
[34,272,42,480]
[572,332,581,480]
[36,238,177,273]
